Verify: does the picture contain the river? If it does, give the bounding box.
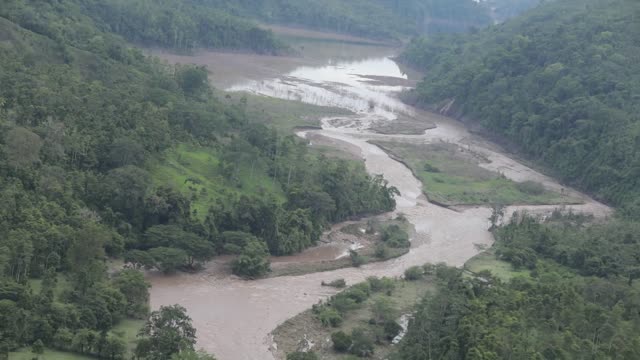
[149,38,610,360]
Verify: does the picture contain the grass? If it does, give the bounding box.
[464,251,530,281]
[221,92,352,132]
[149,143,284,220]
[372,141,577,206]
[273,277,435,359]
[111,319,145,354]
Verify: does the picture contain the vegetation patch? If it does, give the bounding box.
[150,143,284,221]
[371,141,576,206]
[273,276,435,360]
[221,93,352,133]
[269,218,412,278]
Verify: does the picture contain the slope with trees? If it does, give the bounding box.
[201,0,493,40]
[401,0,640,216]
[0,1,399,357]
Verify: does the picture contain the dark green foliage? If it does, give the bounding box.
[112,269,150,319]
[317,307,343,328]
[286,351,318,360]
[366,276,395,293]
[136,305,196,360]
[402,0,640,216]
[381,224,410,248]
[404,266,423,281]
[231,239,271,279]
[383,320,402,341]
[331,331,352,352]
[496,215,640,282]
[349,328,374,357]
[148,247,189,274]
[350,250,365,268]
[204,0,492,39]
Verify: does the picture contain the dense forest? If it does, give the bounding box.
[1,0,285,53]
[395,214,640,359]
[200,0,493,40]
[0,1,398,358]
[400,0,640,216]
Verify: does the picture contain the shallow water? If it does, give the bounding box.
[150,42,610,360]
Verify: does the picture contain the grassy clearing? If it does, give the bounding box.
[372,141,576,206]
[273,277,434,359]
[149,143,284,220]
[221,92,351,132]
[111,319,145,354]
[464,251,530,281]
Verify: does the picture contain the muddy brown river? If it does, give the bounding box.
[150,40,610,360]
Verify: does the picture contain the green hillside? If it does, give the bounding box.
[0,2,398,358]
[401,0,640,215]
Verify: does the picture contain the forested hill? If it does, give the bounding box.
[0,2,398,358]
[1,0,285,54]
[200,0,493,40]
[401,0,640,216]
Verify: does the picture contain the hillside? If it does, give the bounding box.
[401,0,640,216]
[0,2,398,358]
[1,0,285,54]
[200,0,493,40]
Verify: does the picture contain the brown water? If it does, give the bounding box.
[150,41,611,360]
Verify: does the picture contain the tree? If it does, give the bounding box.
[231,239,270,279]
[371,296,397,324]
[176,66,209,97]
[349,328,374,357]
[136,305,197,360]
[108,137,146,168]
[149,247,188,274]
[5,127,43,169]
[144,225,215,268]
[31,339,44,355]
[112,269,150,318]
[331,331,352,352]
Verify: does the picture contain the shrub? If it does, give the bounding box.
[515,180,545,195]
[367,277,395,293]
[317,307,343,327]
[350,328,374,357]
[404,266,424,280]
[350,250,365,267]
[374,243,388,259]
[383,320,402,340]
[322,279,347,288]
[423,162,441,173]
[331,331,352,352]
[231,239,270,278]
[287,351,319,360]
[381,225,410,248]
